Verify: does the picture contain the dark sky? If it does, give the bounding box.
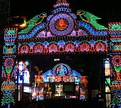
[10,0,121,26]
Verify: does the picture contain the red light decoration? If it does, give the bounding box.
[80,76,88,87]
[35,75,43,84]
[34,67,43,88]
[1,81,15,91]
[95,42,105,52]
[49,44,58,53]
[80,42,90,52]
[65,43,74,52]
[55,18,68,31]
[49,13,74,36]
[112,55,121,67]
[34,44,43,53]
[2,0,121,107]
[19,44,29,54]
[4,58,14,68]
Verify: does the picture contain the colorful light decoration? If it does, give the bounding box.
[76,9,107,30]
[108,22,121,31]
[1,0,121,107]
[112,55,121,67]
[34,66,43,86]
[4,58,14,68]
[1,27,17,107]
[49,13,74,36]
[110,54,121,107]
[32,63,88,100]
[111,55,121,81]
[15,60,30,84]
[17,39,108,54]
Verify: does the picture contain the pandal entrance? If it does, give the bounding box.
[1,0,121,108]
[32,63,88,101]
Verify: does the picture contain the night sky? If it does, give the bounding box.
[10,0,121,27]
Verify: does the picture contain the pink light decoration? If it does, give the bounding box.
[95,42,105,52]
[80,42,90,52]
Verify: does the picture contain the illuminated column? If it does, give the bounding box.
[110,54,121,107]
[1,27,18,107]
[108,22,121,107]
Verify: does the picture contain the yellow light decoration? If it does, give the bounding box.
[19,19,27,29]
[1,83,15,91]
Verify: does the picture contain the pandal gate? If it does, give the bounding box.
[1,0,121,108]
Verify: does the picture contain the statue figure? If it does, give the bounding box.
[34,66,43,87]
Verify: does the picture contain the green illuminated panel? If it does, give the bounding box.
[105,78,111,85]
[114,44,121,51]
[5,30,16,36]
[109,24,121,31]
